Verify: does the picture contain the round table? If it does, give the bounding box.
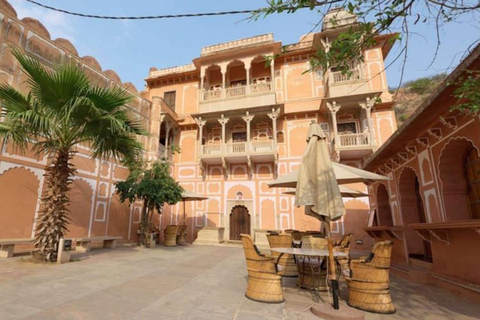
[271,247,347,309]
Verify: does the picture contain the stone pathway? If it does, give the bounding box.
[0,245,479,319]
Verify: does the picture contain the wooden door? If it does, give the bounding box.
[230,206,250,240]
[465,147,480,219]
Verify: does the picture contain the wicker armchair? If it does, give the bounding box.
[296,235,329,290]
[335,233,353,276]
[164,225,179,247]
[241,234,285,303]
[176,224,187,245]
[290,231,305,241]
[346,241,396,314]
[267,234,298,277]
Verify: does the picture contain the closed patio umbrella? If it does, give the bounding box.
[282,185,368,198]
[180,190,209,224]
[295,122,344,309]
[267,162,389,188]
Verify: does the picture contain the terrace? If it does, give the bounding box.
[0,245,479,320]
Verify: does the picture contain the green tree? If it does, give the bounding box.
[254,0,479,81]
[115,160,183,246]
[0,50,145,261]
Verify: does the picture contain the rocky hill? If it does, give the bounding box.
[392,73,447,126]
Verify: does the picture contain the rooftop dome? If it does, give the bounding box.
[322,7,358,31]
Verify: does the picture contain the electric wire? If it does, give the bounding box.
[24,0,317,20]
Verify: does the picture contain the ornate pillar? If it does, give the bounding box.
[220,64,227,99]
[164,120,172,159]
[200,67,206,91]
[270,59,275,91]
[218,114,229,154]
[360,97,375,147]
[268,108,279,146]
[195,117,206,157]
[242,111,254,151]
[242,58,253,95]
[326,102,341,148]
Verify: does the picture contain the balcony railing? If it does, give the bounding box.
[227,142,247,153]
[199,140,275,157]
[226,86,246,98]
[201,82,272,102]
[250,82,272,93]
[337,132,370,148]
[331,69,362,84]
[251,140,274,152]
[201,144,222,155]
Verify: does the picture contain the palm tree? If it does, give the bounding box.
[0,50,146,261]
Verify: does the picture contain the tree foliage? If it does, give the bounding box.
[115,160,183,245]
[254,0,479,76]
[452,70,480,113]
[0,49,145,261]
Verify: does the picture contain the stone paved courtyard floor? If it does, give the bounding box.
[0,244,480,320]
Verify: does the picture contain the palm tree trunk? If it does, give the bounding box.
[33,149,75,262]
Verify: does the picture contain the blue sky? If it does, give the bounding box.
[10,0,480,91]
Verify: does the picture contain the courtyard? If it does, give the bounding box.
[0,245,479,320]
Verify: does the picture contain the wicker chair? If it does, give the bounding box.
[267,234,298,277]
[346,241,396,314]
[335,233,353,276]
[241,234,285,303]
[176,224,187,245]
[296,235,329,290]
[164,225,179,247]
[290,231,305,241]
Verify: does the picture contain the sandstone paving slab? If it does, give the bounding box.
[0,304,41,320]
[1,245,480,320]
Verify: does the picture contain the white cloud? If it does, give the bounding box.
[9,0,76,42]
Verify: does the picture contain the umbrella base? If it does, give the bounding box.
[310,302,365,320]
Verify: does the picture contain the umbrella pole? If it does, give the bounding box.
[183,201,186,225]
[324,220,340,310]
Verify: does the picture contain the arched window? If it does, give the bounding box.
[376,184,393,227]
[439,139,480,221]
[399,167,432,262]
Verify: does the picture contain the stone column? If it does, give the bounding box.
[242,58,253,95]
[200,67,206,90]
[270,59,275,91]
[327,102,341,148]
[220,64,227,99]
[360,97,375,147]
[218,114,229,154]
[242,111,254,152]
[195,117,206,157]
[164,120,172,159]
[268,108,279,148]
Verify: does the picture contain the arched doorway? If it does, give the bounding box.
[230,205,250,240]
[399,167,432,262]
[439,139,480,220]
[377,184,393,226]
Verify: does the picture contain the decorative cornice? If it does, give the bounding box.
[406,146,417,155]
[149,64,196,78]
[427,128,442,140]
[439,116,458,130]
[416,137,429,148]
[200,33,274,56]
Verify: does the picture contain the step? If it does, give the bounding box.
[391,263,431,284]
[409,257,433,270]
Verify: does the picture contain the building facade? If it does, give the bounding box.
[0,0,154,243]
[143,8,397,249]
[0,0,397,253]
[363,43,480,303]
